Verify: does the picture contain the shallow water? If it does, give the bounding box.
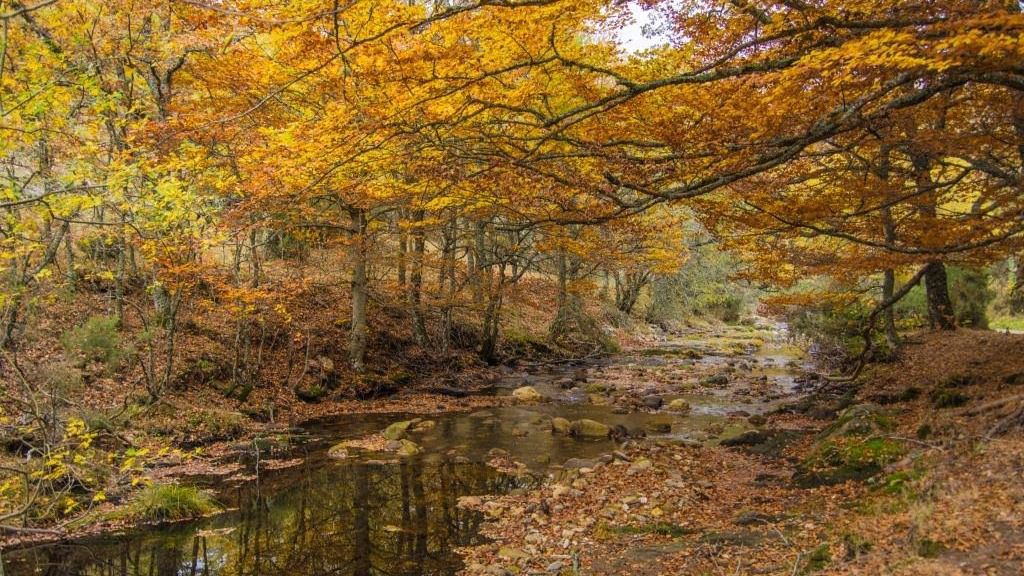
[3,324,805,576]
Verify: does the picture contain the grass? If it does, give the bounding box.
[990,315,1024,332]
[118,484,219,523]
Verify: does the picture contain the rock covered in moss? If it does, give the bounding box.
[550,417,572,435]
[667,398,691,413]
[511,386,543,403]
[382,420,413,441]
[570,419,610,439]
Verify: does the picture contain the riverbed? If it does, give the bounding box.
[3,322,807,575]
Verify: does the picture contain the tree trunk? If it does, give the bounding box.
[64,225,76,288]
[1010,254,1024,315]
[882,269,899,347]
[880,205,899,347]
[408,209,428,346]
[397,214,407,287]
[472,221,486,306]
[348,208,369,372]
[248,228,261,289]
[438,215,456,353]
[924,261,956,330]
[549,248,570,339]
[480,287,503,365]
[115,235,126,326]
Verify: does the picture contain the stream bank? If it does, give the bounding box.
[461,329,1024,576]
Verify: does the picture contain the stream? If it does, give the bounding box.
[2,323,807,576]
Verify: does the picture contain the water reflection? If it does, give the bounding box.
[5,457,508,576]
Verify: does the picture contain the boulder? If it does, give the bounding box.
[627,458,653,474]
[512,386,543,403]
[410,419,436,433]
[553,377,575,389]
[382,420,413,441]
[703,374,730,386]
[820,403,891,438]
[641,395,664,409]
[667,399,691,413]
[393,439,421,457]
[550,417,572,435]
[570,419,611,439]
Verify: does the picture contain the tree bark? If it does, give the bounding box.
[348,208,369,373]
[397,213,407,287]
[924,261,956,330]
[882,269,899,347]
[1010,254,1024,315]
[408,209,428,346]
[248,228,261,289]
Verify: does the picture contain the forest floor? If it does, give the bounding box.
[458,329,1024,576]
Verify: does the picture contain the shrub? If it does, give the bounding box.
[787,301,892,369]
[929,388,969,409]
[61,315,127,370]
[75,232,122,261]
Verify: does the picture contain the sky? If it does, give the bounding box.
[614,3,670,53]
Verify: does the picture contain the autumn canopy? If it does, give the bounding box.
[2,0,1023,375]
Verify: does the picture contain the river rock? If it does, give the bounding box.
[553,377,575,389]
[327,443,349,459]
[393,439,422,457]
[497,547,530,561]
[512,386,543,403]
[570,419,611,439]
[703,374,730,386]
[641,395,664,409]
[667,399,691,413]
[563,387,589,404]
[410,419,436,432]
[628,458,653,474]
[382,420,413,441]
[551,417,572,434]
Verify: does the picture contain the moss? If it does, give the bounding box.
[872,468,924,496]
[386,369,414,387]
[503,329,553,356]
[820,404,892,438]
[295,384,327,403]
[797,437,904,487]
[605,522,696,537]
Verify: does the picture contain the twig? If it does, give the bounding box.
[886,435,945,451]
